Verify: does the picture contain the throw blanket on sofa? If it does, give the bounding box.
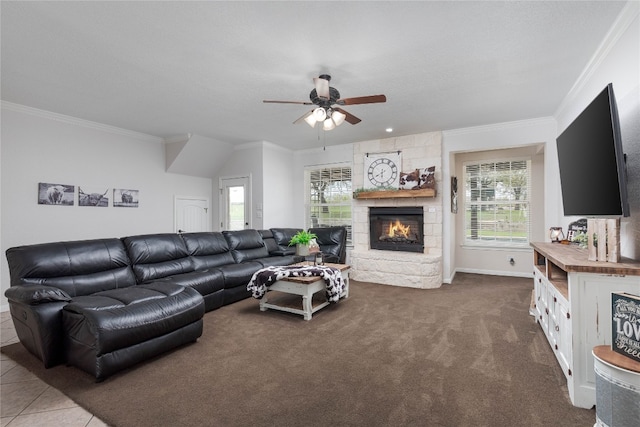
[247,265,345,302]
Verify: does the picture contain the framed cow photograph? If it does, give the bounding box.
[113,188,139,208]
[38,182,75,205]
[78,186,109,207]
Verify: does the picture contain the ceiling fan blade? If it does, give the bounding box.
[336,94,386,105]
[263,100,313,105]
[313,77,330,99]
[335,107,361,125]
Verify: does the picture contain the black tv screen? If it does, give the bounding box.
[556,83,629,217]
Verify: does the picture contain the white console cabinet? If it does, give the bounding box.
[530,242,640,409]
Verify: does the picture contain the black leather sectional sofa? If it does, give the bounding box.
[4,227,347,380]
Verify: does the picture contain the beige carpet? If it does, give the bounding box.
[2,273,595,426]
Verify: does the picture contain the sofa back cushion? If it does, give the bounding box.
[222,230,269,263]
[181,232,236,270]
[122,234,194,283]
[5,239,136,297]
[309,227,348,263]
[270,228,303,255]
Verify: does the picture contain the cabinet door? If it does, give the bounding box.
[548,289,559,352]
[533,269,545,320]
[550,288,571,377]
[534,270,549,333]
[557,299,572,376]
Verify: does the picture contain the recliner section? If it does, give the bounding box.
[4,227,346,379]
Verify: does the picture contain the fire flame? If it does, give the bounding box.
[387,219,410,238]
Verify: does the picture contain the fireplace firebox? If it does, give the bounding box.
[369,207,424,253]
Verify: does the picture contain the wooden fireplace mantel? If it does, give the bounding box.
[354,188,436,199]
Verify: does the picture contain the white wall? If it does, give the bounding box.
[555,2,640,259]
[1,104,213,311]
[262,142,296,229]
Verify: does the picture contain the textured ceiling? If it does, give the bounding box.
[0,1,627,150]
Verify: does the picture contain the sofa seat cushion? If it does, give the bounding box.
[255,256,301,268]
[150,269,225,297]
[218,262,263,289]
[63,282,204,357]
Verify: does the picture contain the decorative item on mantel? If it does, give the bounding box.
[355,162,438,199]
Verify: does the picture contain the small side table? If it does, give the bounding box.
[592,345,640,427]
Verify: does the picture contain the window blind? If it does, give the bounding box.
[463,159,531,246]
[306,165,352,244]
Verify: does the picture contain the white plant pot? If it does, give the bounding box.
[296,244,310,256]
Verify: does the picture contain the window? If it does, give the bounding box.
[305,165,352,244]
[463,159,531,247]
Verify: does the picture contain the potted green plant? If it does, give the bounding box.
[288,230,317,256]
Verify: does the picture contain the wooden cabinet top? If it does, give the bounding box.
[531,242,640,276]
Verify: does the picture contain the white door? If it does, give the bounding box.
[220,176,250,230]
[175,196,210,233]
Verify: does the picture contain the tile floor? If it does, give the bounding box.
[1,311,108,427]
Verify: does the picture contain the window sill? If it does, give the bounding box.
[461,243,531,251]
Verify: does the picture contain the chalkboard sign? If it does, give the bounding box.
[567,218,588,242]
[611,292,640,363]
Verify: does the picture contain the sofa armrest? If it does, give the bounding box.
[5,295,70,367]
[5,285,71,305]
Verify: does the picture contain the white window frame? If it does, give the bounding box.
[462,157,531,248]
[304,163,352,244]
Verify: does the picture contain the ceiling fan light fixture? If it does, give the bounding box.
[331,110,346,126]
[313,107,327,121]
[323,118,336,131]
[304,114,317,128]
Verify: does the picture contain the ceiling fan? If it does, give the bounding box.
[263,74,386,130]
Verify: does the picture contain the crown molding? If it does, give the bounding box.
[442,116,556,137]
[555,1,640,117]
[1,101,164,143]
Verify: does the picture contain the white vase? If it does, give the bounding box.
[296,244,309,256]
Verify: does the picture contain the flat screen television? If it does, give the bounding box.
[556,83,630,217]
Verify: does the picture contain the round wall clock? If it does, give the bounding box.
[367,157,399,187]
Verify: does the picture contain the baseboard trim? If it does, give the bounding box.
[454,268,533,279]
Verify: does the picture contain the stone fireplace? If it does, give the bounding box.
[350,132,443,289]
[369,207,424,253]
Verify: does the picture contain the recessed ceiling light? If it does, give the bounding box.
[385,127,393,133]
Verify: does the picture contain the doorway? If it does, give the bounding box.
[174,196,210,233]
[220,176,250,231]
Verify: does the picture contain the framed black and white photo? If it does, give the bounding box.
[38,182,75,205]
[78,186,109,207]
[113,188,139,208]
